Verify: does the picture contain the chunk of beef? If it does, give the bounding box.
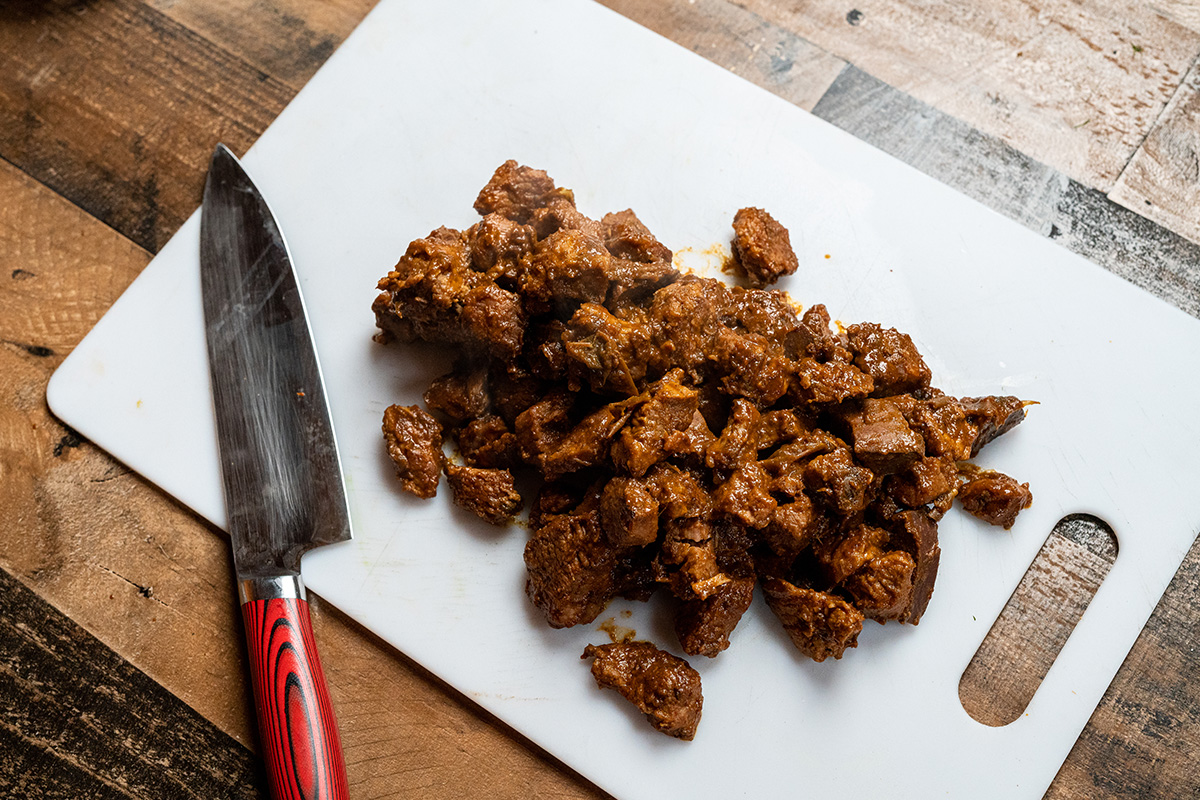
[790,358,874,405]
[958,471,1033,529]
[489,362,545,427]
[602,209,672,264]
[846,322,931,396]
[960,396,1028,456]
[523,229,612,314]
[524,496,615,628]
[813,523,890,585]
[530,193,604,240]
[675,576,755,658]
[759,429,843,497]
[473,160,558,223]
[706,398,760,473]
[583,642,703,740]
[514,390,575,467]
[712,461,776,529]
[763,494,818,557]
[453,414,519,469]
[424,366,489,424]
[445,464,522,525]
[467,213,535,283]
[886,455,958,509]
[644,463,713,521]
[796,303,840,361]
[804,449,875,516]
[842,398,925,474]
[611,375,699,477]
[730,207,799,288]
[663,410,716,463]
[562,302,652,396]
[648,277,734,381]
[879,509,941,624]
[657,518,727,601]
[382,404,443,499]
[600,477,660,548]
[762,579,864,662]
[541,395,644,481]
[730,287,803,352]
[710,327,791,406]
[891,393,977,460]
[842,551,916,622]
[754,409,809,452]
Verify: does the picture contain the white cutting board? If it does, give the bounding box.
[46,0,1200,797]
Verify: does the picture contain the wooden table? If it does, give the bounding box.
[2,1,1199,797]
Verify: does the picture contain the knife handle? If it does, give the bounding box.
[240,576,348,800]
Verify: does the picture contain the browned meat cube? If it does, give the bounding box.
[530,193,605,240]
[730,207,799,288]
[843,550,916,621]
[892,393,977,461]
[790,357,874,405]
[763,495,817,557]
[712,462,776,529]
[759,429,842,497]
[602,209,673,264]
[846,322,931,396]
[886,455,958,509]
[381,404,443,499]
[445,464,522,525]
[423,366,489,424]
[473,160,558,223]
[842,398,925,474]
[611,375,699,478]
[467,213,535,280]
[813,523,890,585]
[583,642,703,740]
[958,471,1032,529]
[514,390,575,466]
[706,398,761,473]
[453,414,519,469]
[730,287,803,350]
[762,579,864,662]
[648,277,734,380]
[488,362,545,426]
[644,463,713,521]
[882,509,942,624]
[606,258,681,312]
[960,396,1028,456]
[663,410,716,463]
[754,409,809,451]
[524,501,616,628]
[541,395,644,481]
[675,576,755,658]
[523,229,612,313]
[795,303,841,361]
[657,518,726,601]
[711,327,791,406]
[804,449,874,516]
[562,302,652,396]
[600,477,660,549]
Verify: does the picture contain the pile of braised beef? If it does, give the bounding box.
[374,161,1032,740]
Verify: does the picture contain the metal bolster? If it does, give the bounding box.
[238,574,307,604]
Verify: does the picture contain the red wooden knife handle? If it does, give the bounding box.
[241,585,348,800]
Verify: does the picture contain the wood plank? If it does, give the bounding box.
[146,0,378,90]
[0,0,292,252]
[1148,1,1200,35]
[0,157,606,799]
[0,565,265,799]
[739,0,1200,191]
[1109,55,1200,245]
[598,0,845,111]
[811,66,1200,318]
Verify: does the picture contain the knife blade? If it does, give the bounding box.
[200,143,351,800]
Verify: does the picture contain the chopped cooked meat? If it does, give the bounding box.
[382,404,443,499]
[445,464,522,525]
[762,579,864,662]
[583,642,703,740]
[730,207,799,288]
[675,576,755,658]
[374,162,1036,731]
[958,471,1033,529]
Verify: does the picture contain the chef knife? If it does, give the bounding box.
[200,143,351,800]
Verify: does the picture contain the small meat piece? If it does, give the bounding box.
[730,207,799,288]
[842,398,925,474]
[813,523,890,585]
[488,363,545,427]
[611,375,699,477]
[791,358,874,405]
[524,499,616,628]
[530,193,604,240]
[445,464,522,525]
[583,642,703,740]
[960,396,1028,456]
[804,449,874,516]
[467,213,535,281]
[706,398,760,473]
[514,390,575,466]
[648,277,735,381]
[762,579,864,662]
[562,302,651,395]
[602,209,673,264]
[601,477,660,548]
[424,366,489,424]
[958,471,1033,529]
[473,160,558,223]
[846,322,931,396]
[382,404,443,499]
[883,509,941,624]
[454,414,519,469]
[711,327,791,406]
[796,303,840,361]
[663,410,716,463]
[843,551,916,622]
[730,287,803,351]
[712,461,776,529]
[754,409,809,452]
[523,229,613,314]
[675,576,755,658]
[541,395,644,480]
[644,463,713,521]
[892,393,977,461]
[657,518,727,600]
[887,455,958,509]
[763,495,817,557]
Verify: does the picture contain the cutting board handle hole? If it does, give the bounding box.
[958,513,1118,727]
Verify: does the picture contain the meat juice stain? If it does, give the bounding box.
[597,617,637,644]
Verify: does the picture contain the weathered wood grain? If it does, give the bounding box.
[811,66,1200,318]
[146,0,377,90]
[1148,1,1200,34]
[739,0,1200,191]
[0,0,292,252]
[960,516,1117,727]
[598,0,845,111]
[0,565,266,799]
[1109,55,1200,244]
